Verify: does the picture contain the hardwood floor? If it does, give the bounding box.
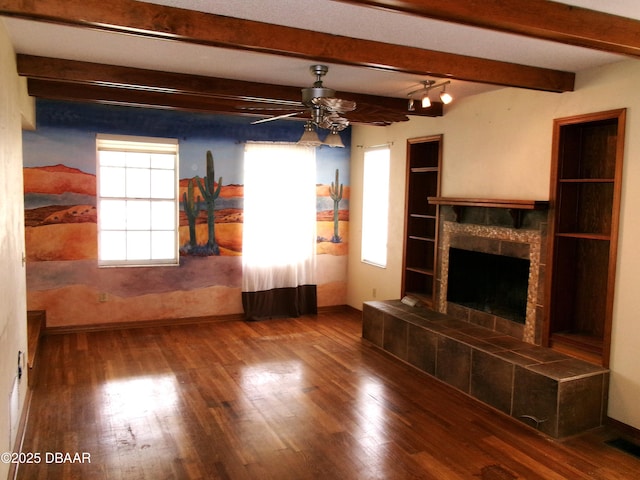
[16,309,640,479]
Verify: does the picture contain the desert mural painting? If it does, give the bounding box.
[24,100,350,327]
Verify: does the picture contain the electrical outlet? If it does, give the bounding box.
[372,288,377,298]
[98,292,108,303]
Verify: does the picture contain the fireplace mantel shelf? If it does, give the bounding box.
[428,197,549,209]
[428,197,549,228]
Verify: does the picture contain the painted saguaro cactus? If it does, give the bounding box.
[182,178,202,248]
[195,150,222,255]
[329,168,343,243]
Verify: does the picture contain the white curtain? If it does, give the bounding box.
[241,142,317,319]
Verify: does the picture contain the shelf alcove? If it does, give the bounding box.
[545,109,626,367]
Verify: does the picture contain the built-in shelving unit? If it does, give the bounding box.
[402,135,442,307]
[545,109,626,367]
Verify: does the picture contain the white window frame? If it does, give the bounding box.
[96,134,179,267]
[361,146,390,268]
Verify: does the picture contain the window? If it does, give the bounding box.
[242,142,316,273]
[241,142,317,318]
[361,147,390,267]
[97,134,178,266]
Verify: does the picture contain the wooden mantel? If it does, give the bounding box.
[428,197,549,228]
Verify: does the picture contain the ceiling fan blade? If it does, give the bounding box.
[345,102,410,125]
[240,106,305,111]
[237,100,305,111]
[313,97,356,113]
[251,111,305,124]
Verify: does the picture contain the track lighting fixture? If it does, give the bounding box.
[407,80,453,111]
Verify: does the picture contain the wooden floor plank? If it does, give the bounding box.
[17,310,640,479]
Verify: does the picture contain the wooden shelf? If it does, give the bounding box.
[406,266,435,276]
[559,178,614,183]
[428,197,549,210]
[408,235,435,242]
[550,332,603,365]
[556,232,610,240]
[411,167,439,173]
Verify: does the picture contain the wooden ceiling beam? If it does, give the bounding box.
[17,55,442,118]
[0,0,574,92]
[25,79,265,117]
[24,77,440,123]
[337,0,640,58]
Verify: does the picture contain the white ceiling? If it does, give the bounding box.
[2,0,639,102]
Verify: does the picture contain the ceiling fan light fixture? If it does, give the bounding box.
[324,127,345,148]
[298,121,322,147]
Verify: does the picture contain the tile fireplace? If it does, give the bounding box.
[362,201,609,438]
[435,206,547,345]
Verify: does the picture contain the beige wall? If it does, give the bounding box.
[0,20,29,479]
[347,59,640,430]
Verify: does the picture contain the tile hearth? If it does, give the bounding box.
[362,300,609,438]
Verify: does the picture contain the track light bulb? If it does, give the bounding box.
[408,98,415,111]
[421,94,431,108]
[440,88,453,105]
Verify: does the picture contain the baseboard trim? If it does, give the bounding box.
[8,387,33,480]
[317,304,359,314]
[43,305,359,335]
[44,312,245,335]
[607,417,640,442]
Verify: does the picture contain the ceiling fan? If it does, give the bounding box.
[248,64,356,131]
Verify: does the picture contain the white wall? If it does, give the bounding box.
[347,58,640,431]
[0,20,29,479]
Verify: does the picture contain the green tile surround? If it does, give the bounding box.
[362,300,609,438]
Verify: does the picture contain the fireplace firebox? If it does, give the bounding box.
[447,247,530,324]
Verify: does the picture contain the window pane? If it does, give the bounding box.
[99,150,125,167]
[100,231,126,261]
[99,199,127,230]
[151,153,175,170]
[127,231,151,260]
[126,200,151,230]
[100,166,126,197]
[361,148,390,267]
[126,152,150,169]
[126,167,151,198]
[150,169,175,199]
[151,201,175,230]
[151,231,175,259]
